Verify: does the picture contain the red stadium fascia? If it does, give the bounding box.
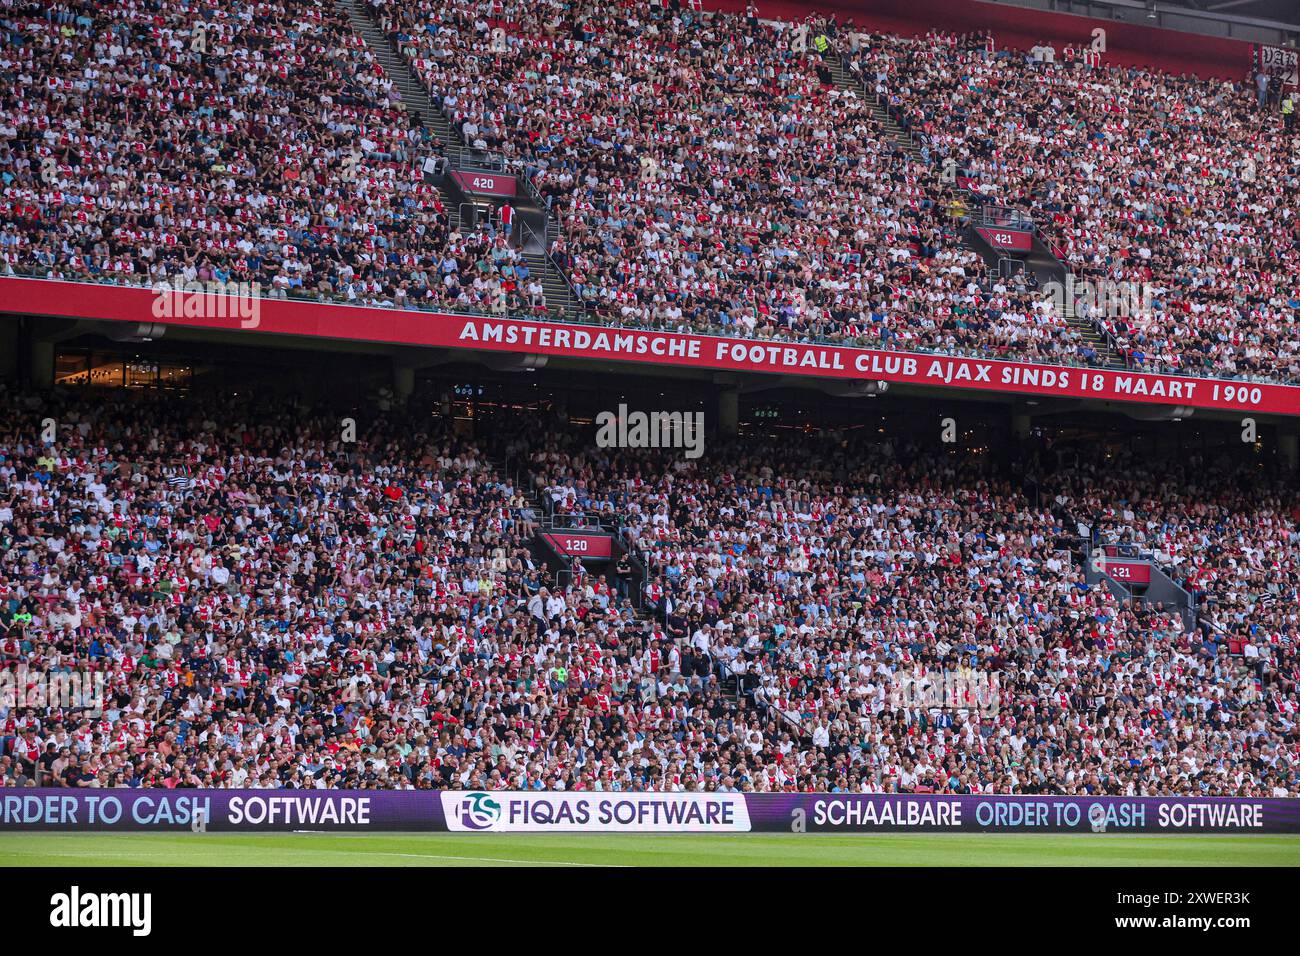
[706,0,1256,81]
[3,276,1297,416]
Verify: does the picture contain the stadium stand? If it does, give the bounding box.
[849,29,1300,381]
[0,387,1294,796]
[369,0,1102,362]
[0,0,542,314]
[1,0,1298,801]
[3,0,1296,383]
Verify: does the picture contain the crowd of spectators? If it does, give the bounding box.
[1038,447,1300,653]
[4,384,1293,796]
[3,0,1296,382]
[850,29,1300,381]
[0,387,758,791]
[529,424,1298,796]
[369,0,1098,363]
[0,0,540,315]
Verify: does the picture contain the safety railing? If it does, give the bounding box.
[971,204,1035,233]
[4,269,1293,387]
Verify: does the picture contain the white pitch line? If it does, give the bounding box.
[383,851,629,867]
[0,846,629,868]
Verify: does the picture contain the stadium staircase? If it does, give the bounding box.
[342,6,1122,368]
[827,51,1124,370]
[824,56,925,165]
[340,0,582,319]
[1066,533,1198,632]
[508,474,799,719]
[1053,276,1124,368]
[339,0,455,146]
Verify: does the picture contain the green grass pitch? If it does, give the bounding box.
[2,832,1298,866]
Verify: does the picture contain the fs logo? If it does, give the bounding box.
[459,792,502,830]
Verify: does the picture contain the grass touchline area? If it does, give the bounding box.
[1,832,1298,867]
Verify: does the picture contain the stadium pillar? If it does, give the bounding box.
[718,389,739,437]
[1012,409,1032,441]
[1281,433,1298,471]
[0,321,17,380]
[29,339,54,387]
[392,362,415,400]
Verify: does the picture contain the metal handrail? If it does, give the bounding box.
[438,141,551,214]
[972,205,1035,232]
[5,270,1292,387]
[454,202,478,233]
[525,223,587,317]
[996,256,1025,278]
[519,219,588,320]
[1054,269,1134,370]
[518,218,547,258]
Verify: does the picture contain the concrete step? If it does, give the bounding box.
[1062,317,1122,365]
[830,52,1124,370]
[345,0,585,320]
[521,254,578,315]
[1053,270,1127,367]
[826,55,925,162]
[338,0,461,149]
[339,0,584,317]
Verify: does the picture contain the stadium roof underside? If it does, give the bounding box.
[3,277,1297,425]
[997,0,1300,36]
